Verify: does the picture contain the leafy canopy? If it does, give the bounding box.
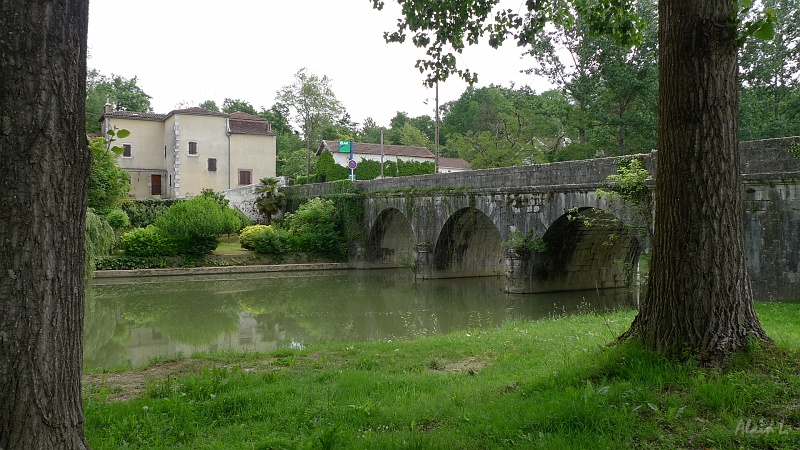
[371,0,643,86]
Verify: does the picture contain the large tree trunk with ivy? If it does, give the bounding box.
[624,0,769,363]
[0,0,92,448]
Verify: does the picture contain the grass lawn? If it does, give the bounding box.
[83,302,800,449]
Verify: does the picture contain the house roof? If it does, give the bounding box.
[229,112,277,136]
[100,110,167,121]
[317,140,435,159]
[438,157,470,170]
[102,108,276,136]
[165,107,229,118]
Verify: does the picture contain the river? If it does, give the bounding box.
[84,269,638,371]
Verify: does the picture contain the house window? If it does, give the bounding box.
[207,158,217,172]
[188,141,198,156]
[122,144,132,158]
[238,169,252,186]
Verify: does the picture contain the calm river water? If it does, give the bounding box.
[84,269,638,371]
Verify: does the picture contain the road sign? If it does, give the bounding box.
[338,140,351,153]
[347,159,357,169]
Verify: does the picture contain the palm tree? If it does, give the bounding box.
[254,177,286,225]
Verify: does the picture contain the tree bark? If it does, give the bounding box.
[624,0,770,363]
[0,0,91,448]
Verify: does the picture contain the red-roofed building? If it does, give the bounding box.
[101,106,276,198]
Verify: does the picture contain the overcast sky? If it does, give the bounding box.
[88,0,552,128]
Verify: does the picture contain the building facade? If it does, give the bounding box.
[101,107,277,198]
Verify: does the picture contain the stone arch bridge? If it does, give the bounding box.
[227,137,800,300]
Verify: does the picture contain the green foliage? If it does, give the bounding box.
[597,157,652,209]
[251,227,296,256]
[276,68,344,180]
[504,230,547,254]
[88,137,131,215]
[104,209,130,230]
[85,209,116,280]
[95,255,168,270]
[199,188,230,207]
[738,0,800,140]
[315,151,350,182]
[85,69,152,133]
[154,196,243,255]
[221,98,257,115]
[239,224,272,250]
[120,226,176,257]
[789,139,800,160]
[285,197,347,260]
[122,199,183,229]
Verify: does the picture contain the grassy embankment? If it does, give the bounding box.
[83,302,800,449]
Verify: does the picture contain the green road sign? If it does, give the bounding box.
[338,140,351,153]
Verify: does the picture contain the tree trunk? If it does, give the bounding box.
[623,0,770,364]
[0,0,91,448]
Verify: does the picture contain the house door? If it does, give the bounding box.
[151,174,162,196]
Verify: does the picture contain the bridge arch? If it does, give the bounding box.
[366,207,415,264]
[432,207,503,278]
[533,207,641,292]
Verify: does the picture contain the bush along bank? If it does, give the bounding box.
[96,194,351,271]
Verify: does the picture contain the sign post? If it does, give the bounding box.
[347,158,357,181]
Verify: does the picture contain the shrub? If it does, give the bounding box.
[295,231,347,260]
[104,208,130,230]
[155,196,243,254]
[123,199,182,228]
[95,255,168,270]
[286,197,338,236]
[252,227,296,255]
[285,197,347,260]
[85,209,116,279]
[87,137,130,215]
[120,226,176,257]
[239,224,271,250]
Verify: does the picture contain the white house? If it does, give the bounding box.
[101,107,277,199]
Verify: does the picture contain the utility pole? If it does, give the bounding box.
[380,129,385,179]
[435,80,440,174]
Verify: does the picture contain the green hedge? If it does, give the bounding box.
[315,151,435,182]
[122,199,182,228]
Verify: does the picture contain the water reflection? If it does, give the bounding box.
[84,270,636,370]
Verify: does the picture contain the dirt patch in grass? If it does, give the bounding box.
[83,358,280,402]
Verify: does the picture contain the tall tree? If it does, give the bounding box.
[373,0,771,363]
[738,0,800,139]
[199,99,220,112]
[1,0,92,447]
[275,68,343,181]
[85,70,153,133]
[222,98,258,115]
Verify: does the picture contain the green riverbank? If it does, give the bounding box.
[83,302,800,449]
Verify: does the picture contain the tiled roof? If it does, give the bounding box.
[319,140,435,159]
[439,157,470,169]
[166,107,228,118]
[101,110,166,121]
[229,112,276,136]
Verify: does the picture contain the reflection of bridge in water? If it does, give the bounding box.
[228,137,800,300]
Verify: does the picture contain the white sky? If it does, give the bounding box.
[88,0,552,128]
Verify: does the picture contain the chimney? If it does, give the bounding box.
[103,94,112,114]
